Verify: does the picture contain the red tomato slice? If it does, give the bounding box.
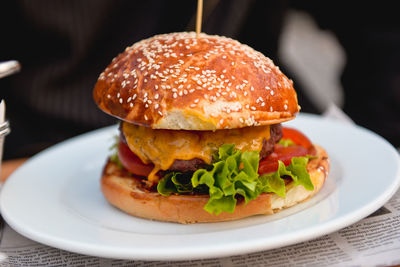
[282,127,313,149]
[258,144,308,174]
[118,141,154,177]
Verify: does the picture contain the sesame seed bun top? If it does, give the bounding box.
[93,32,300,130]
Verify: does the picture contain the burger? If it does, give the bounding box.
[93,32,329,224]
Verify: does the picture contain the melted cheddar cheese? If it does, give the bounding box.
[122,122,270,182]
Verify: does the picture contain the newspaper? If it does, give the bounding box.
[1,105,399,267]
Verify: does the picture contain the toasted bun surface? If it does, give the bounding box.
[101,145,329,224]
[93,32,299,130]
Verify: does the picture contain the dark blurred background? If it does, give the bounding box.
[1,0,400,159]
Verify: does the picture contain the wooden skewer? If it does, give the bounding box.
[196,0,203,38]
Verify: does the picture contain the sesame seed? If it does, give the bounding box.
[154,93,159,99]
[155,103,159,109]
[130,103,134,108]
[190,104,196,108]
[144,115,148,120]
[270,90,274,96]
[119,98,123,104]
[107,94,111,99]
[173,92,178,98]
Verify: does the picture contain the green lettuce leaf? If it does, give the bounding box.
[258,161,289,198]
[193,144,262,215]
[278,138,296,147]
[157,172,179,196]
[287,157,314,190]
[109,136,123,168]
[158,172,202,196]
[258,157,314,198]
[158,171,209,196]
[157,144,314,215]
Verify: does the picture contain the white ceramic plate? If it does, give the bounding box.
[1,114,400,260]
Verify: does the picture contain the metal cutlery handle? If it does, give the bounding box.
[0,121,10,137]
[0,60,21,79]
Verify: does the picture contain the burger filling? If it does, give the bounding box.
[121,122,280,182]
[112,123,316,215]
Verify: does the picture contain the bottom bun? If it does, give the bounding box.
[101,145,329,224]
